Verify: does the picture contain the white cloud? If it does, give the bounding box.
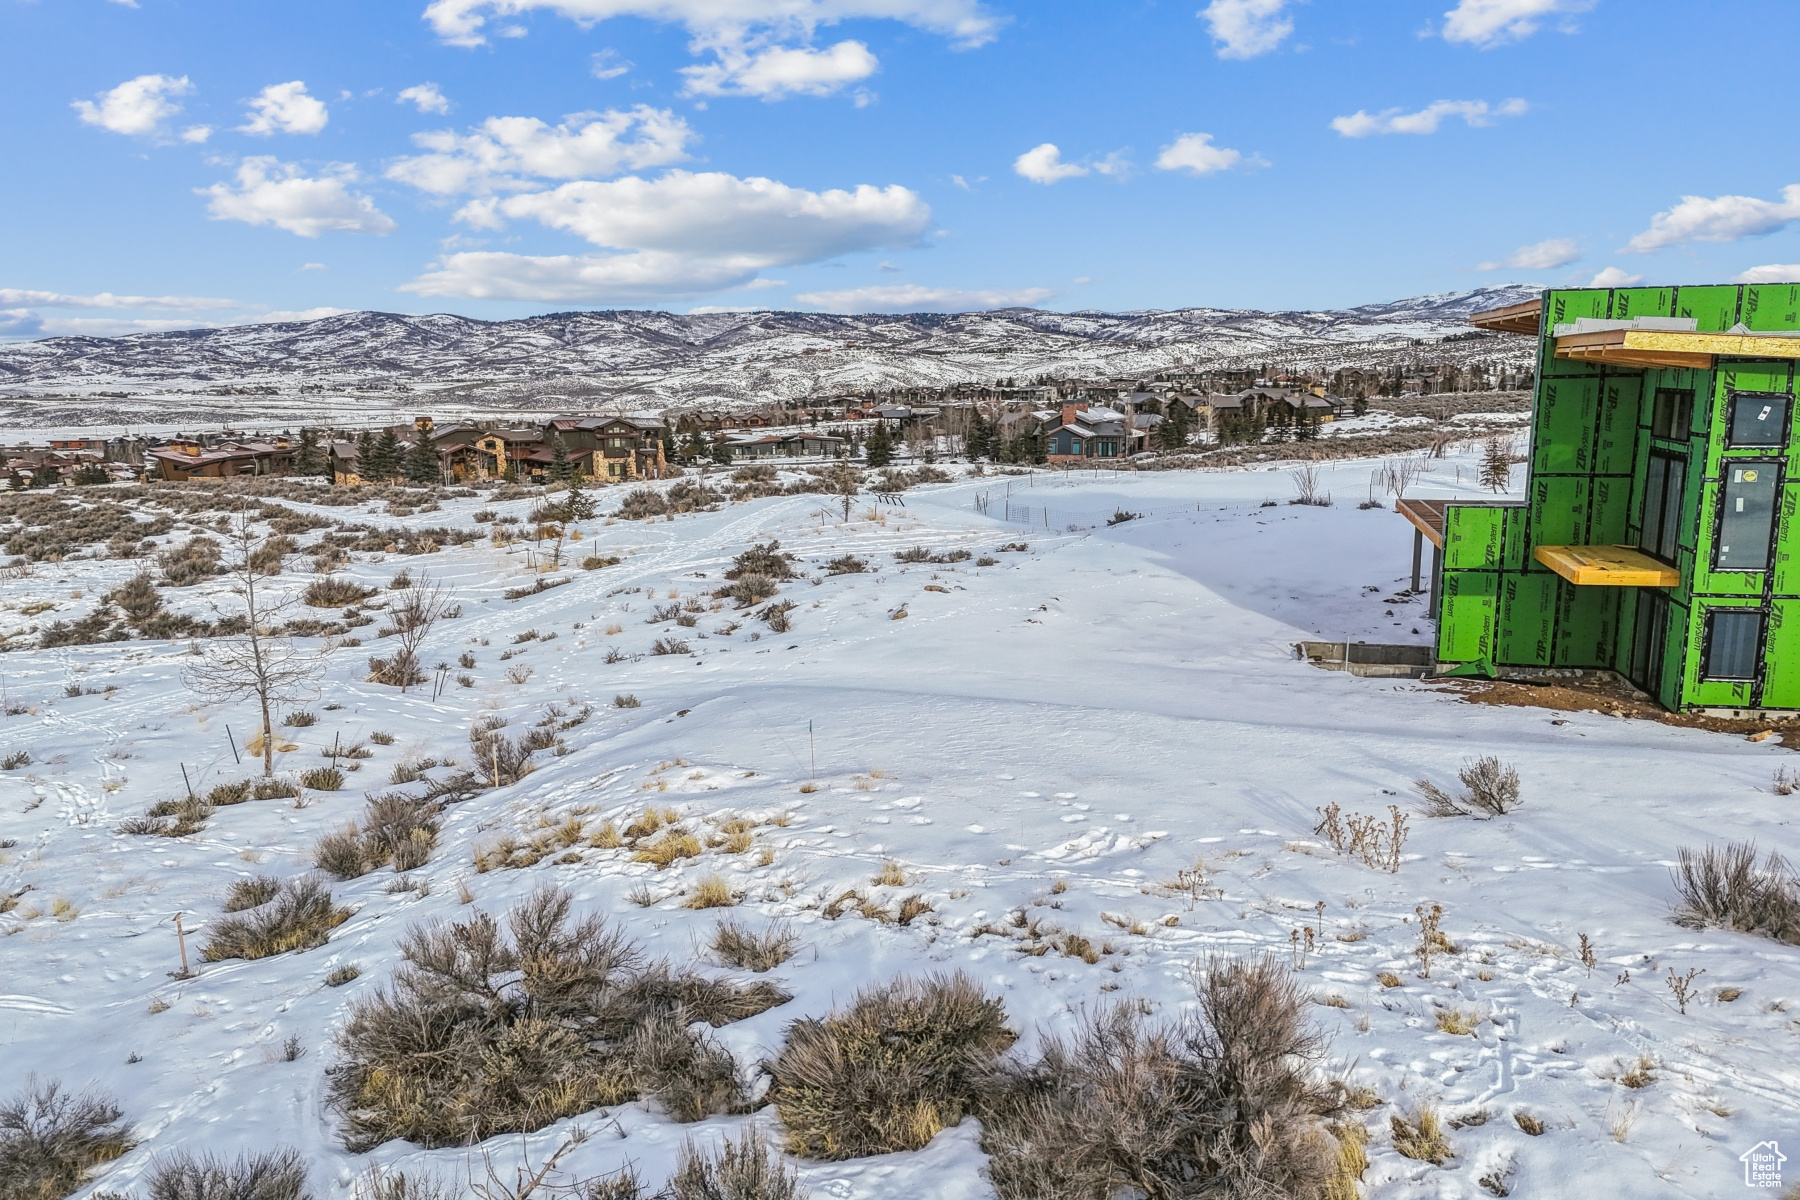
[422,1,991,104]
[1200,0,1293,59]
[1441,0,1594,47]
[298,262,327,271]
[1014,143,1086,185]
[1477,237,1579,271]
[388,106,694,195]
[682,39,877,99]
[406,168,930,301]
[591,49,633,78]
[26,316,218,337]
[421,0,1001,48]
[1330,98,1527,137]
[238,81,329,136]
[1735,264,1800,284]
[72,74,194,138]
[1589,267,1644,287]
[398,83,451,114]
[200,158,397,237]
[402,250,772,301]
[181,125,213,143]
[1624,186,1800,253]
[492,170,928,257]
[0,288,237,310]
[792,284,1053,312]
[1153,132,1244,176]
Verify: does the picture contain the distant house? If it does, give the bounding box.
[545,415,669,481]
[1041,405,1142,462]
[724,431,846,459]
[148,439,292,481]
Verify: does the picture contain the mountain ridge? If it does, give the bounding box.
[0,286,1541,427]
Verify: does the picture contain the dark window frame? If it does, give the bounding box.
[1650,387,1696,441]
[1710,457,1783,574]
[1639,449,1688,565]
[1699,607,1766,683]
[1725,391,1793,449]
[1629,589,1671,698]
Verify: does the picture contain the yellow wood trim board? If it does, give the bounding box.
[1533,544,1681,587]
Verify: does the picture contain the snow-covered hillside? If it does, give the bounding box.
[0,288,1540,430]
[2,453,1792,1200]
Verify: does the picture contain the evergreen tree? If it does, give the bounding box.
[367,429,402,482]
[354,431,376,482]
[709,433,734,466]
[404,434,439,485]
[1352,396,1369,417]
[683,428,707,459]
[1158,404,1192,451]
[292,428,327,477]
[561,470,597,521]
[1480,438,1512,492]
[549,433,571,484]
[865,420,894,467]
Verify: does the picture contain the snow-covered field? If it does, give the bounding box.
[1,452,1795,1200]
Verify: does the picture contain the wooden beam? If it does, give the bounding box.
[1534,544,1681,587]
[1469,298,1542,336]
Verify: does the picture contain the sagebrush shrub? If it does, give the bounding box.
[328,886,788,1150]
[769,973,1014,1160]
[142,1147,310,1200]
[727,541,797,582]
[980,956,1343,1200]
[303,577,375,608]
[0,1077,133,1200]
[712,920,798,972]
[1416,756,1521,818]
[203,876,349,961]
[1672,842,1800,943]
[666,1127,805,1200]
[223,876,282,913]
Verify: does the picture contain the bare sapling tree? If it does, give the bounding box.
[183,513,323,775]
[373,574,454,692]
[828,460,860,522]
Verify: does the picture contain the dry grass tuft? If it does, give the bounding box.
[872,860,908,888]
[980,956,1344,1200]
[1323,1121,1369,1200]
[711,919,798,972]
[0,1077,133,1200]
[1434,1007,1479,1036]
[685,876,738,910]
[1390,1106,1452,1165]
[770,973,1015,1160]
[328,885,787,1150]
[635,829,703,869]
[202,876,349,962]
[1513,1111,1544,1136]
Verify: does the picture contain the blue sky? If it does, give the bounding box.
[4,0,1800,338]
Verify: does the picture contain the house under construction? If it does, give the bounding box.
[1407,283,1800,713]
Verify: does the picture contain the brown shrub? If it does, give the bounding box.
[141,1147,310,1200]
[769,973,1014,1160]
[328,886,786,1151]
[0,1077,133,1200]
[202,876,349,961]
[980,956,1343,1200]
[1672,842,1800,943]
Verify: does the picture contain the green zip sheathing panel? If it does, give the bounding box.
[1432,284,1800,708]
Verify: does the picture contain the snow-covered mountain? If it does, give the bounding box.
[0,287,1539,428]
